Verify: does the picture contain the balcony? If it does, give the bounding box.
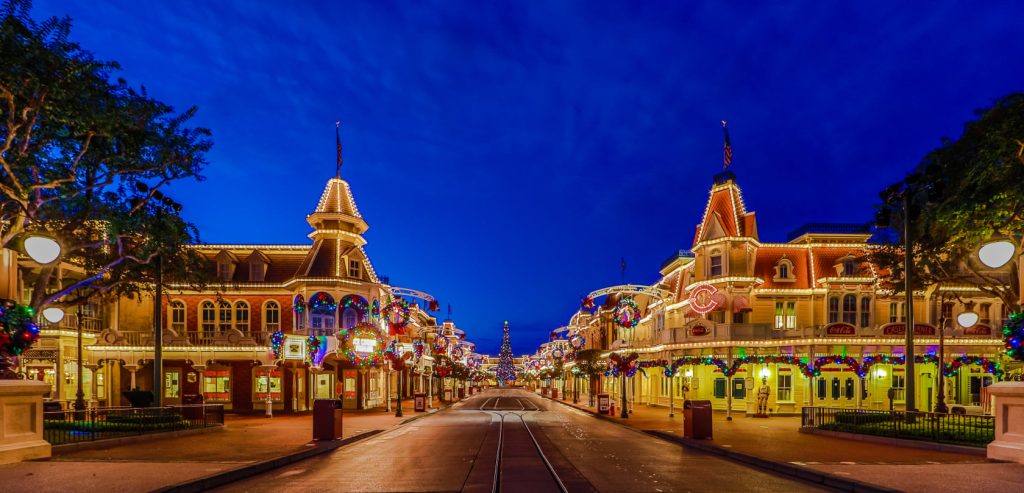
[98,329,273,347]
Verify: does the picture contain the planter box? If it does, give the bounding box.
[988,381,1024,463]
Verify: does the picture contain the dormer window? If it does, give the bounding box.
[214,250,238,282]
[843,259,856,276]
[709,249,723,277]
[348,260,361,279]
[248,251,270,282]
[773,258,795,283]
[218,262,232,281]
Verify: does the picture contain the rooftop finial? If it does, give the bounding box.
[335,121,342,178]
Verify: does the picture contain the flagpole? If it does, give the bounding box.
[335,121,342,178]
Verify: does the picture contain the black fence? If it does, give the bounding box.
[43,404,225,446]
[801,406,994,447]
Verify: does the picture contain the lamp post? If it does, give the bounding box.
[903,192,917,414]
[74,305,86,413]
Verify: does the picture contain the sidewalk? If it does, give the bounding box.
[0,397,445,493]
[546,392,1024,492]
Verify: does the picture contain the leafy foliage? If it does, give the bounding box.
[0,0,213,308]
[873,93,1024,310]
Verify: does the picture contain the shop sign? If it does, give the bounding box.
[824,323,856,336]
[690,325,709,336]
[964,325,992,336]
[881,323,936,336]
[284,335,306,360]
[353,336,378,354]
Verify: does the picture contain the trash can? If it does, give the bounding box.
[458,387,466,399]
[312,399,344,441]
[684,400,713,439]
[414,392,426,412]
[551,388,558,399]
[443,389,452,401]
[181,394,205,420]
[542,387,549,396]
[598,393,610,414]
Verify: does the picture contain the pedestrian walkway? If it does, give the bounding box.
[546,391,1024,492]
[0,397,446,493]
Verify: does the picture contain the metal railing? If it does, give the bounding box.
[43,404,224,446]
[801,406,994,447]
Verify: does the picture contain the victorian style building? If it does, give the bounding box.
[549,171,1014,415]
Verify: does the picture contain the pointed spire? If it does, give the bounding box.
[335,121,343,178]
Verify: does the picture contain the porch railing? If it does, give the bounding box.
[43,404,225,446]
[801,406,994,447]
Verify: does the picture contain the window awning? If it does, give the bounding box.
[732,296,752,313]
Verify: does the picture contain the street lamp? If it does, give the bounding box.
[20,233,61,264]
[42,306,65,324]
[978,240,1016,269]
[74,305,86,413]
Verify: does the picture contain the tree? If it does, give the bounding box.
[0,0,212,309]
[873,93,1024,312]
[495,321,517,384]
[574,349,606,404]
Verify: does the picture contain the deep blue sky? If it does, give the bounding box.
[35,1,1024,355]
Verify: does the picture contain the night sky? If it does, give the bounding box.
[34,1,1024,355]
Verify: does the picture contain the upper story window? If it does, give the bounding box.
[774,301,797,329]
[889,303,898,323]
[308,292,336,335]
[217,262,232,281]
[774,258,794,282]
[234,301,250,333]
[348,260,361,279]
[264,301,280,332]
[218,300,232,333]
[980,303,991,324]
[828,297,839,324]
[342,307,358,330]
[860,297,871,327]
[842,294,857,324]
[169,300,186,332]
[201,301,216,335]
[843,258,856,276]
[709,250,723,277]
[249,261,266,282]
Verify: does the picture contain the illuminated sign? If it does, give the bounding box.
[353,336,377,354]
[284,335,306,360]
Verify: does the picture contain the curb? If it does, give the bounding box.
[538,393,900,493]
[150,430,381,493]
[51,425,224,456]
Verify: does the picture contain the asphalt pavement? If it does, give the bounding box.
[215,389,829,492]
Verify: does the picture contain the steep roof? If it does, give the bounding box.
[693,174,758,246]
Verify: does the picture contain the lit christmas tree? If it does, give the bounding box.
[495,321,517,385]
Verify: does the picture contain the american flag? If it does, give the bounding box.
[335,121,343,177]
[722,120,733,169]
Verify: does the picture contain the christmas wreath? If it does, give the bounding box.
[614,297,641,329]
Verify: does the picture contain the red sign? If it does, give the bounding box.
[881,323,936,336]
[690,325,709,336]
[964,325,992,336]
[824,323,856,336]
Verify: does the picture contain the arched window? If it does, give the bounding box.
[709,249,723,277]
[234,301,249,334]
[828,297,839,324]
[308,292,336,335]
[860,297,871,327]
[842,294,857,324]
[218,300,232,333]
[169,300,186,332]
[342,308,358,330]
[779,263,788,279]
[264,301,280,332]
[201,301,216,337]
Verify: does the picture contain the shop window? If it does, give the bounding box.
[234,301,249,333]
[817,378,827,400]
[828,297,839,324]
[713,378,726,398]
[710,250,723,277]
[777,373,793,402]
[860,297,871,327]
[842,294,856,324]
[201,301,216,337]
[264,301,280,332]
[204,370,231,402]
[169,300,186,332]
[255,368,282,402]
[844,378,855,400]
[164,371,180,399]
[831,378,841,399]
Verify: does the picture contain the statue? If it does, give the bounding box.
[755,377,770,417]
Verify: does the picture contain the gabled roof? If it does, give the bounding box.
[314,178,362,217]
[693,178,758,246]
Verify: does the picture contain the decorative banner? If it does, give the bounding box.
[614,297,641,329]
[569,333,585,350]
[824,323,857,336]
[964,324,992,336]
[383,299,412,335]
[608,352,639,377]
[427,299,440,312]
[688,285,721,316]
[338,323,385,367]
